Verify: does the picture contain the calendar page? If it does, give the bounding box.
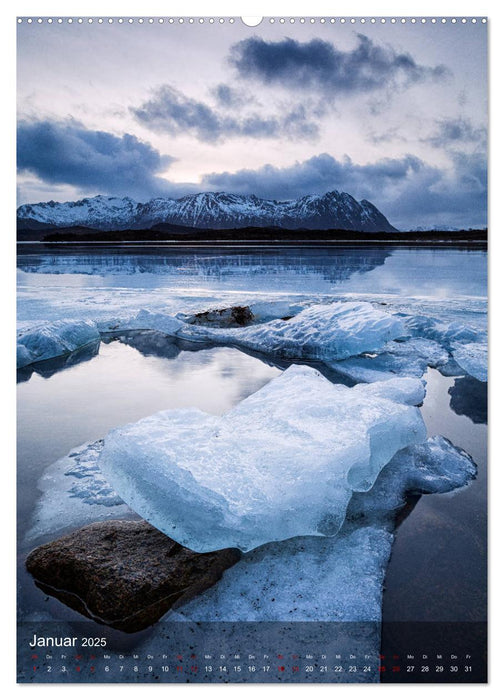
[16,14,487,684]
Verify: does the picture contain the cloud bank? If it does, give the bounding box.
[17,120,177,200]
[17,120,487,229]
[202,152,486,229]
[423,117,487,149]
[132,85,319,142]
[229,35,448,95]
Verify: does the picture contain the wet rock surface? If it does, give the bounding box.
[186,305,254,327]
[26,519,241,632]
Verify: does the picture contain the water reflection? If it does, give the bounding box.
[17,341,282,528]
[448,376,488,424]
[382,369,487,622]
[17,245,391,286]
[17,245,487,301]
[16,341,101,383]
[102,330,182,360]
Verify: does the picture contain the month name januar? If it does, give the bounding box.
[29,635,78,647]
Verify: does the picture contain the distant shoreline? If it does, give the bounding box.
[17,225,487,249]
[17,240,487,250]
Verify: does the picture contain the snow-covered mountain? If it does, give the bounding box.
[17,190,397,233]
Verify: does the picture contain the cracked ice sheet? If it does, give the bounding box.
[98,366,426,552]
[329,338,449,384]
[399,311,487,383]
[100,298,485,382]
[450,342,488,383]
[134,301,406,362]
[17,283,487,382]
[25,441,133,544]
[166,436,476,625]
[18,283,485,343]
[17,284,318,326]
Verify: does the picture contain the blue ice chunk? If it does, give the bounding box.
[98,365,426,552]
[17,319,100,368]
[169,436,476,624]
[140,301,406,361]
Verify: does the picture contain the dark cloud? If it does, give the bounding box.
[367,126,407,145]
[211,83,250,108]
[229,35,449,95]
[202,152,486,229]
[17,120,178,200]
[131,85,319,142]
[446,150,487,196]
[202,153,427,200]
[423,117,487,148]
[132,86,223,141]
[379,150,487,228]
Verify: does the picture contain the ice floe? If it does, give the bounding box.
[26,387,475,635]
[98,365,426,552]
[451,342,488,383]
[401,313,487,382]
[170,526,392,623]
[175,301,406,361]
[16,297,487,389]
[17,319,100,368]
[167,436,475,623]
[330,337,448,383]
[101,300,486,384]
[25,441,133,542]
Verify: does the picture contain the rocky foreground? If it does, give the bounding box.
[26,520,240,633]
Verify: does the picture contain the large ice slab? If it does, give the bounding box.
[17,319,100,368]
[168,436,476,623]
[98,366,426,552]
[137,301,406,361]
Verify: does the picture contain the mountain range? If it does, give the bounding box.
[17,190,398,233]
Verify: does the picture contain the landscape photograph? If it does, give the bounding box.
[16,16,487,683]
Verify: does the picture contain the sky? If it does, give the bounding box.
[17,18,487,229]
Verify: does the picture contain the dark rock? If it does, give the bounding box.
[26,520,241,633]
[187,305,254,328]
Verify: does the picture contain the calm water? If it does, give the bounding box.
[17,244,487,323]
[17,246,487,625]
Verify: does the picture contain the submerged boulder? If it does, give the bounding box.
[26,520,240,633]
